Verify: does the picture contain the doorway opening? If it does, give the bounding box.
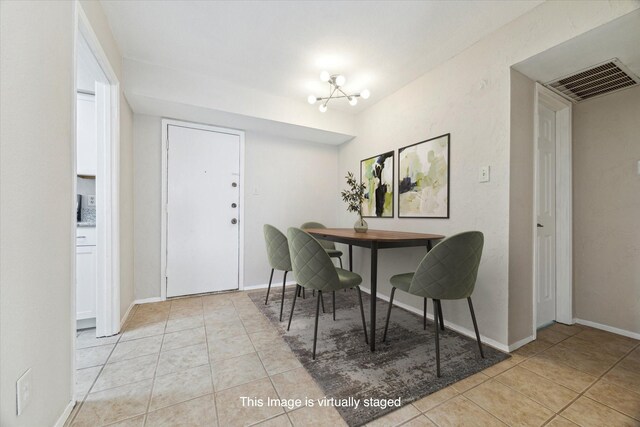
[73,9,121,343]
[533,83,573,335]
[160,119,245,299]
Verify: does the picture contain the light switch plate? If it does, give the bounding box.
[87,195,96,207]
[479,166,490,183]
[16,368,32,416]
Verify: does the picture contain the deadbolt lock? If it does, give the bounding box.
[231,218,238,224]
[231,203,237,208]
[231,182,238,187]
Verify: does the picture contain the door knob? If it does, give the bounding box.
[537,223,543,228]
[231,218,238,224]
[231,203,237,208]
[231,182,237,187]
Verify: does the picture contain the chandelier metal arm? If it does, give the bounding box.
[308,72,369,111]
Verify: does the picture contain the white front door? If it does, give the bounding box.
[536,104,557,328]
[166,124,240,297]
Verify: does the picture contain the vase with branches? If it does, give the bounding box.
[341,172,368,232]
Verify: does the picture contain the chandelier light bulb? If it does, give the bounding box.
[309,72,369,111]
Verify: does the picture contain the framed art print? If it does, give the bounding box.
[360,151,394,218]
[398,134,450,218]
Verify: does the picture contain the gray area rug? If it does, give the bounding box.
[249,286,509,426]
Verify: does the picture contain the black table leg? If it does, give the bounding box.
[370,242,378,351]
[349,245,353,272]
[427,240,433,252]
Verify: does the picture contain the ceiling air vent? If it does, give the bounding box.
[544,59,640,103]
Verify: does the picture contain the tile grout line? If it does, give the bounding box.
[235,295,293,426]
[67,304,138,426]
[138,307,169,425]
[204,297,222,427]
[549,340,640,422]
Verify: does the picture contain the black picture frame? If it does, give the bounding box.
[397,133,450,218]
[360,150,395,218]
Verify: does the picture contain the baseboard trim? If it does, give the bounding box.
[134,297,164,305]
[574,318,640,340]
[508,335,535,352]
[358,287,510,353]
[243,281,297,291]
[120,300,136,329]
[53,400,75,427]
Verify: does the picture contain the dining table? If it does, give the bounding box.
[304,228,445,351]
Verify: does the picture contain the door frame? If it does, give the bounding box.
[160,119,245,299]
[77,8,121,338]
[532,83,573,337]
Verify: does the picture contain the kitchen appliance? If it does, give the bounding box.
[76,194,82,222]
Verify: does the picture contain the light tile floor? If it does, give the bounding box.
[65,291,640,426]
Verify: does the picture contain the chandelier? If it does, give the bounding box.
[307,71,370,112]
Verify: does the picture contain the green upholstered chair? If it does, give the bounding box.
[301,222,344,268]
[382,231,485,377]
[286,227,368,359]
[263,224,296,321]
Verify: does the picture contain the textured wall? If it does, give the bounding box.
[508,70,536,344]
[573,85,640,335]
[337,1,639,347]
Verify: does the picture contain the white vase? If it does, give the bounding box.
[354,216,368,233]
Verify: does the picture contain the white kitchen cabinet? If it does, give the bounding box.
[77,93,97,176]
[76,228,97,320]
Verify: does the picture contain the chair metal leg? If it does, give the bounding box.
[339,257,343,268]
[302,287,305,299]
[356,286,368,344]
[437,299,445,331]
[287,284,299,331]
[423,298,427,330]
[279,271,288,321]
[313,291,322,360]
[468,297,484,358]
[433,299,441,377]
[332,291,336,321]
[265,268,274,304]
[382,287,396,342]
[320,291,325,313]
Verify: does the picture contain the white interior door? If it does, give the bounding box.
[166,125,240,297]
[536,104,557,328]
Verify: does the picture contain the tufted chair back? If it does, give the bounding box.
[287,227,340,292]
[300,222,336,251]
[409,231,484,300]
[263,224,292,272]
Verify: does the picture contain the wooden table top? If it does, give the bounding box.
[305,228,445,242]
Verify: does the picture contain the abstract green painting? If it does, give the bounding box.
[398,134,450,218]
[360,151,394,217]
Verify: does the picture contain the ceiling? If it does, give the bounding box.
[101,0,542,114]
[513,9,640,88]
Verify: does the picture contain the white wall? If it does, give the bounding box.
[0,1,75,425]
[133,115,339,299]
[573,85,640,335]
[0,1,135,425]
[337,1,639,348]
